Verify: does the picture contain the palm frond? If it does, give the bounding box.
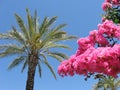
[26,8,35,38]
[37,61,42,77]
[115,79,120,89]
[46,16,57,27]
[93,84,100,90]
[39,17,48,37]
[15,13,29,40]
[38,31,70,50]
[8,56,25,70]
[0,44,13,50]
[49,30,67,40]
[0,45,24,58]
[59,35,78,40]
[38,16,57,39]
[43,43,71,50]
[52,35,78,43]
[21,58,28,72]
[9,27,26,44]
[43,24,66,41]
[47,53,63,62]
[34,10,37,32]
[0,33,9,39]
[47,52,68,62]
[40,53,57,79]
[43,60,57,80]
[0,33,16,40]
[52,24,67,32]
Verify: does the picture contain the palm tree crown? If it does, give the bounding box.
[0,8,77,90]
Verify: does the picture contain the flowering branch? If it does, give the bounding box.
[58,0,120,80]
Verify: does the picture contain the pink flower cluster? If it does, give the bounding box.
[58,20,120,78]
[58,45,120,77]
[98,20,120,39]
[102,1,112,11]
[102,0,120,11]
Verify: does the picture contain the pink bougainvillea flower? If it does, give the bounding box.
[58,19,120,78]
[112,0,120,5]
[58,44,120,77]
[102,1,112,11]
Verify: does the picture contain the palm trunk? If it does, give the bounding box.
[26,52,38,90]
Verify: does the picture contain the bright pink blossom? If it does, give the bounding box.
[58,45,120,77]
[89,30,109,46]
[102,2,112,11]
[103,0,120,6]
[98,20,120,39]
[105,0,111,2]
[58,20,120,78]
[76,37,95,56]
[112,0,120,5]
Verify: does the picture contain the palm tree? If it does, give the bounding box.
[0,9,77,90]
[93,75,120,90]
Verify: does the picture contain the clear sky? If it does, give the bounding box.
[0,0,105,90]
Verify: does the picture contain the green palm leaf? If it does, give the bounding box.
[8,56,25,70]
[47,52,68,62]
[33,10,37,32]
[114,79,120,89]
[26,8,35,38]
[53,35,78,43]
[43,43,71,50]
[39,17,49,38]
[46,16,57,27]
[15,13,29,40]
[43,60,57,80]
[10,27,25,44]
[21,58,28,72]
[37,61,42,77]
[0,45,24,58]
[0,44,13,50]
[52,24,67,32]
[40,53,57,79]
[0,33,9,39]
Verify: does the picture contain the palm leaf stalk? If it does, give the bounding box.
[93,75,120,90]
[0,8,77,90]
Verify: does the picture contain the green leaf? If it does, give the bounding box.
[39,17,49,38]
[47,53,63,62]
[53,24,67,31]
[10,27,25,44]
[26,8,35,38]
[15,13,29,40]
[53,35,78,43]
[0,33,9,39]
[40,53,57,79]
[21,59,28,72]
[43,43,71,50]
[0,45,24,58]
[0,44,12,50]
[47,52,68,62]
[46,16,57,27]
[8,56,25,70]
[34,10,37,32]
[44,60,57,80]
[37,61,42,77]
[49,52,68,59]
[115,19,119,23]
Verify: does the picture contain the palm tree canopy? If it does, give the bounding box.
[0,8,77,79]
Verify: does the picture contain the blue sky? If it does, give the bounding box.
[0,0,104,90]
